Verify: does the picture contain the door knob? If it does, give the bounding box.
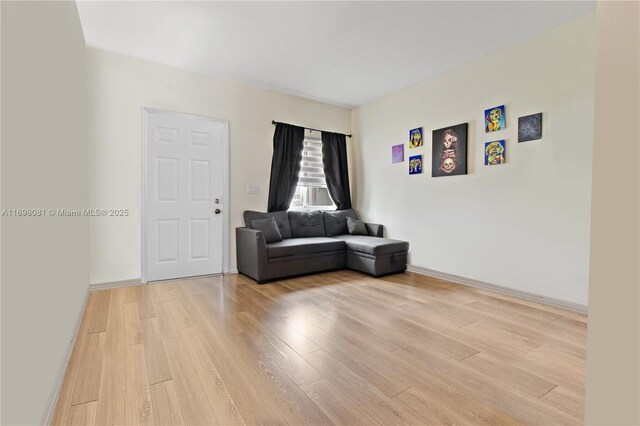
[214,209,221,214]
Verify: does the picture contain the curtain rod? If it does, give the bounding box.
[271,120,352,138]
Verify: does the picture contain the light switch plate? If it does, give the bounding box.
[247,186,260,195]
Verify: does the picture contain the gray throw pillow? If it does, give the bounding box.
[251,217,283,243]
[322,209,357,237]
[243,210,291,239]
[347,217,368,235]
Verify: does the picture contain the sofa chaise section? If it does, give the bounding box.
[331,235,409,277]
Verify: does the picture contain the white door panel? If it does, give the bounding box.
[145,110,226,282]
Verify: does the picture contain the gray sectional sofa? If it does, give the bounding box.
[236,209,409,283]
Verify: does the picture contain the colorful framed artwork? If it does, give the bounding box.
[409,155,422,174]
[485,140,506,165]
[409,127,423,148]
[392,144,404,163]
[518,113,543,142]
[432,123,468,177]
[485,105,506,132]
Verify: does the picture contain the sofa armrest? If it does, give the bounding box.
[365,223,384,238]
[236,227,269,282]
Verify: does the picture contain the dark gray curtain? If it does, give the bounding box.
[267,123,305,212]
[321,131,352,210]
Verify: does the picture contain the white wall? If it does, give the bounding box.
[351,14,596,306]
[585,1,639,423]
[87,48,351,284]
[1,2,89,424]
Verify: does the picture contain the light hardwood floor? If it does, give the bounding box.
[52,270,587,425]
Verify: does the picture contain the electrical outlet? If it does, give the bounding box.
[247,186,260,195]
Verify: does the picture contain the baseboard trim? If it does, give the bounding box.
[406,264,588,315]
[92,271,238,291]
[89,278,141,291]
[41,287,90,425]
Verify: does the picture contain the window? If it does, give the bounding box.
[289,137,335,210]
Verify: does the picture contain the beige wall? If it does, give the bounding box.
[87,48,351,284]
[1,4,635,424]
[585,1,640,424]
[351,14,596,307]
[0,2,89,424]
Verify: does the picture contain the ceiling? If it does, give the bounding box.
[77,1,596,108]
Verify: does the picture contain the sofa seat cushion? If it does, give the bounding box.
[331,235,409,256]
[267,237,345,258]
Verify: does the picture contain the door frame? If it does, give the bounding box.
[141,107,230,283]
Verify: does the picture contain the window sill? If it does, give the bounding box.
[288,205,336,212]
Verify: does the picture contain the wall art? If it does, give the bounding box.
[432,123,468,177]
[518,113,543,142]
[485,105,506,132]
[409,127,423,148]
[392,144,404,163]
[485,140,506,165]
[409,155,423,174]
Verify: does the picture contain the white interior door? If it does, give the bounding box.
[144,109,226,282]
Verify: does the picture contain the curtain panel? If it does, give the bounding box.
[321,131,352,210]
[267,123,305,212]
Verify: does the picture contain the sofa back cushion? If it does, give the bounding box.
[322,209,357,237]
[243,210,291,239]
[288,210,326,238]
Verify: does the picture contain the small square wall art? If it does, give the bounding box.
[485,140,506,165]
[518,113,543,142]
[409,155,423,174]
[409,127,423,148]
[485,105,506,132]
[392,144,404,163]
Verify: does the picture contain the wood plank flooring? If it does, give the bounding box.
[52,271,587,425]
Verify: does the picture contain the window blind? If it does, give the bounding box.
[297,139,326,187]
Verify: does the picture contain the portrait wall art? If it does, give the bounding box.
[485,105,506,132]
[392,144,404,163]
[518,113,543,142]
[409,127,423,148]
[409,155,423,175]
[432,123,468,177]
[485,140,506,165]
